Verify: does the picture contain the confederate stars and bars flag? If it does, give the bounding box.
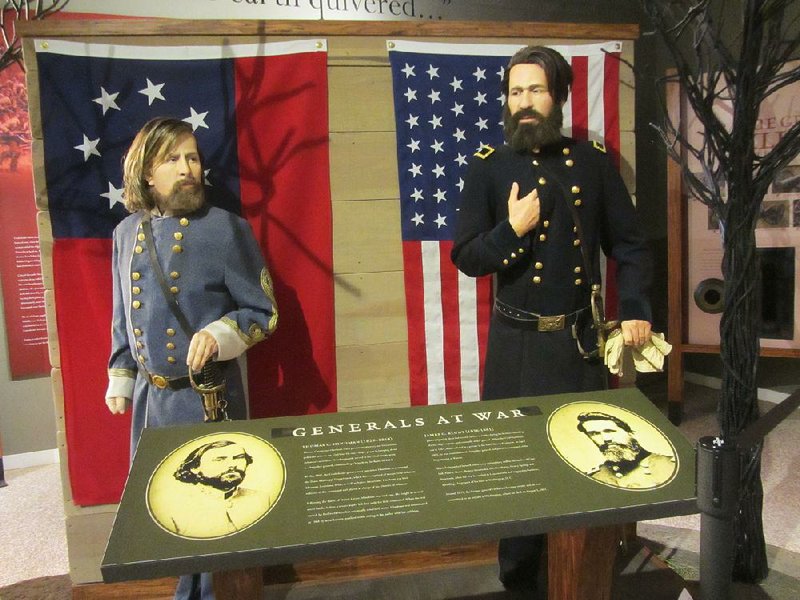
[388,40,624,406]
[35,38,335,505]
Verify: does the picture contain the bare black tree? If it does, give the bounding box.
[1,0,68,73]
[640,0,800,582]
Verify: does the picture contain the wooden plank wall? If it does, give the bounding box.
[23,26,635,584]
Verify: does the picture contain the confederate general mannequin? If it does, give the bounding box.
[451,46,653,591]
[104,117,278,600]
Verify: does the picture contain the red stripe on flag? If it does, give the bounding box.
[439,240,463,404]
[604,53,622,165]
[232,52,337,418]
[403,241,429,406]
[570,56,589,141]
[602,53,621,322]
[54,238,130,505]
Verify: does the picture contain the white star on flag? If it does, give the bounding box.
[183,107,209,131]
[407,139,421,152]
[434,214,447,228]
[406,114,419,128]
[432,164,445,178]
[409,163,422,177]
[100,182,124,209]
[404,88,417,102]
[449,77,463,91]
[428,89,441,103]
[426,65,439,79]
[412,212,424,226]
[74,134,101,161]
[402,63,416,78]
[473,67,486,81]
[93,87,120,115]
[411,188,424,202]
[138,79,166,105]
[428,115,443,129]
[434,188,447,203]
[474,92,487,106]
[451,102,464,117]
[430,139,444,153]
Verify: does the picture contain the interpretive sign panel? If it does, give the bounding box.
[102,388,697,582]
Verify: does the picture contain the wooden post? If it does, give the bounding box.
[213,567,263,600]
[548,526,621,600]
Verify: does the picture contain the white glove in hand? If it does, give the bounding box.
[603,330,672,376]
[105,396,131,415]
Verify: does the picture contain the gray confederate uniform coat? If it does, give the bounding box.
[452,137,652,399]
[107,205,278,456]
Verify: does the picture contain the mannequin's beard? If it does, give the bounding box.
[153,180,205,215]
[503,104,564,152]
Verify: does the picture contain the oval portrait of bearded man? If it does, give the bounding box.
[547,401,678,490]
[147,432,286,539]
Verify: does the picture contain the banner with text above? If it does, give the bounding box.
[35,38,336,506]
[59,0,528,21]
[388,40,623,406]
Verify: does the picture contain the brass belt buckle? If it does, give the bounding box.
[151,374,168,389]
[538,314,565,332]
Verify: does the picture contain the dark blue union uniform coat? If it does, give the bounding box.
[452,137,653,589]
[451,138,652,401]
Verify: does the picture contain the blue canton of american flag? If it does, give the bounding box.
[390,42,515,242]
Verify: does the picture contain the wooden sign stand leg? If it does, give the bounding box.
[213,567,263,600]
[548,525,621,600]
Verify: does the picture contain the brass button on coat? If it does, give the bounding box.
[167,356,176,364]
[565,159,574,167]
[572,185,581,194]
[538,177,546,185]
[174,232,183,241]
[166,342,175,350]
[170,271,180,279]
[166,328,176,336]
[137,233,145,241]
[532,276,542,284]
[134,245,143,254]
[535,262,543,269]
[132,272,141,281]
[172,245,183,253]
[170,286,179,294]
[180,218,189,226]
[132,300,142,309]
[539,234,547,242]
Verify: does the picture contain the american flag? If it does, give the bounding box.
[35,39,335,505]
[388,40,623,406]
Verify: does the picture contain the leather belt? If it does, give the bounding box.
[139,367,192,390]
[494,299,588,332]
